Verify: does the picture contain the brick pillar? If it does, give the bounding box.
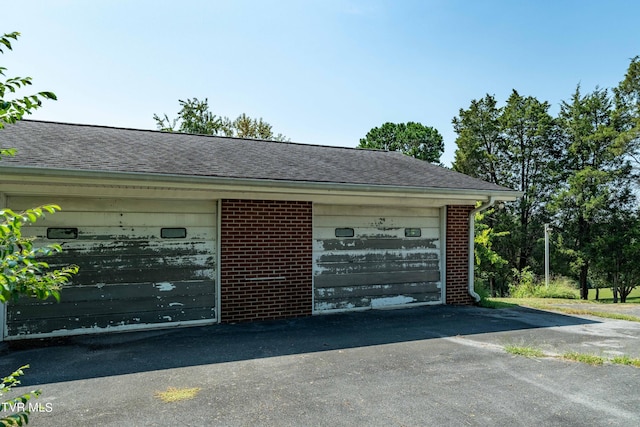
[446,205,476,305]
[220,199,313,322]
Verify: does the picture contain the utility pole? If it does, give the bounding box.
[544,223,551,288]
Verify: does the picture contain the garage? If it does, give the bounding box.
[0,120,522,340]
[4,196,217,339]
[313,205,444,312]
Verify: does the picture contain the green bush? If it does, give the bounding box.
[532,281,579,299]
[508,270,579,299]
[1,365,41,427]
[508,267,537,298]
[475,279,491,301]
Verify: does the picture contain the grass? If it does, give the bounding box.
[611,355,640,367]
[562,352,605,365]
[478,298,519,309]
[547,308,640,322]
[588,287,640,303]
[504,345,640,367]
[154,386,202,403]
[483,297,640,322]
[504,345,546,358]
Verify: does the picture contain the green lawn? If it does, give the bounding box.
[484,296,640,322]
[588,287,640,303]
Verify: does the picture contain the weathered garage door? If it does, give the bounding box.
[4,197,217,339]
[313,205,442,312]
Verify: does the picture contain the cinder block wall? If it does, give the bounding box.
[220,199,313,322]
[446,205,476,305]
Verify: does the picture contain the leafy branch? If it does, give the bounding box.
[0,32,56,129]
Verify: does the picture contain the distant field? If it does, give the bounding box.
[588,287,640,303]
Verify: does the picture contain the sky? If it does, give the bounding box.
[4,0,640,166]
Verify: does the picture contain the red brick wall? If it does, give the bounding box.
[220,199,313,322]
[446,205,475,305]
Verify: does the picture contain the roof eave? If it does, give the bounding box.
[0,165,523,201]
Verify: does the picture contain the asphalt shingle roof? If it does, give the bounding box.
[1,120,514,193]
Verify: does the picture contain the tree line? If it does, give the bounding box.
[453,57,640,302]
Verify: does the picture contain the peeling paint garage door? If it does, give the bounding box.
[313,205,442,313]
[4,197,217,339]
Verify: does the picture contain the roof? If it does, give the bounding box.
[0,120,516,195]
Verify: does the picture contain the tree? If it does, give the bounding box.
[153,98,223,135]
[614,56,640,171]
[154,98,288,141]
[498,91,558,272]
[591,209,640,303]
[452,92,558,294]
[0,32,56,131]
[474,207,509,297]
[1,31,78,426]
[452,95,504,184]
[549,86,633,300]
[221,113,288,141]
[358,122,444,163]
[0,206,78,303]
[1,31,77,302]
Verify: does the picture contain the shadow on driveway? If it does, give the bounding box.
[0,305,597,387]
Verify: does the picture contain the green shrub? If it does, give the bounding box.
[1,365,41,426]
[475,279,491,300]
[508,270,579,299]
[508,267,537,298]
[532,281,579,299]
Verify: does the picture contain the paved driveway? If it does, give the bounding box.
[1,305,640,426]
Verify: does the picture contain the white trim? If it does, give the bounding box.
[216,199,222,324]
[2,318,217,341]
[0,165,523,201]
[0,192,6,342]
[440,206,447,304]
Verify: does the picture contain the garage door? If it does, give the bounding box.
[4,197,217,339]
[313,205,442,312]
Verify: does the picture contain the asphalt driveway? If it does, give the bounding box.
[2,305,640,426]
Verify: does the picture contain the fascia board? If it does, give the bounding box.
[0,166,523,202]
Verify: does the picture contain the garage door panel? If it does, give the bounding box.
[315,259,439,276]
[313,227,440,240]
[315,292,442,312]
[315,282,441,299]
[8,291,215,321]
[314,271,440,288]
[48,253,215,272]
[67,266,215,286]
[316,237,439,251]
[32,212,215,227]
[46,240,214,258]
[8,280,215,306]
[313,215,440,229]
[316,251,438,264]
[8,307,216,337]
[24,226,215,241]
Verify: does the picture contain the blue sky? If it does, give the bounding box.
[5,0,640,166]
